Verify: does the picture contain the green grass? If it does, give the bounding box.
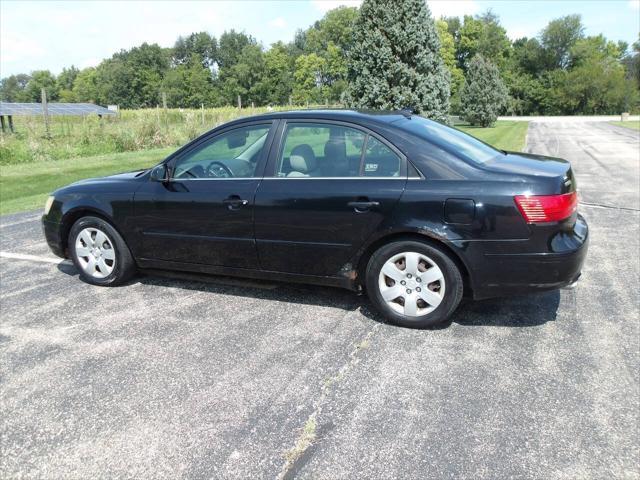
[0,148,171,215]
[457,120,529,151]
[0,118,530,216]
[610,120,640,131]
[0,106,302,166]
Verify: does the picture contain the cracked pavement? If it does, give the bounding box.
[1,121,639,479]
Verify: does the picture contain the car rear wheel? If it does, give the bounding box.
[365,240,463,328]
[69,216,136,286]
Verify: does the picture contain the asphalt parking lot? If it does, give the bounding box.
[1,121,639,479]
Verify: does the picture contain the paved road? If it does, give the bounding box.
[1,122,638,479]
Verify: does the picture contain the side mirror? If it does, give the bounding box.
[150,164,168,182]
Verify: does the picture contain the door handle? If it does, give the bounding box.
[223,196,249,210]
[348,200,380,212]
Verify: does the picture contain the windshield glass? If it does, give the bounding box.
[399,116,503,164]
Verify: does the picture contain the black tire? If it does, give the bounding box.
[68,216,136,286]
[365,240,463,328]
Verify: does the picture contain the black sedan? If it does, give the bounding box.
[42,110,588,328]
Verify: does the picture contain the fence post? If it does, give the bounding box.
[201,103,205,125]
[41,88,50,138]
[237,95,242,109]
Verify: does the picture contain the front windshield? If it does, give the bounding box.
[400,116,503,164]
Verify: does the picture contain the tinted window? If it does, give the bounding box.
[277,123,366,178]
[173,124,270,179]
[362,136,401,177]
[401,116,502,164]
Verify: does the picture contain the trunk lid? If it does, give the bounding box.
[484,152,575,194]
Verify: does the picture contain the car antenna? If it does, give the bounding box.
[399,107,414,119]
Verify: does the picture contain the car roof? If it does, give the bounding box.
[225,108,410,127]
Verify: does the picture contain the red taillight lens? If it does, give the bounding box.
[514,192,578,223]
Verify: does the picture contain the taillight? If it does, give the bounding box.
[514,192,578,223]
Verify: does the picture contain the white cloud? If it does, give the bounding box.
[427,0,479,19]
[269,17,287,28]
[630,0,640,9]
[0,33,45,64]
[311,0,362,13]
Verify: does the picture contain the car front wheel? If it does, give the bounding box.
[68,216,136,286]
[365,240,463,328]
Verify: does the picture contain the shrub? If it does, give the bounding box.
[460,54,509,127]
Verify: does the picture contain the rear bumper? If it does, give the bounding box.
[472,214,589,299]
[42,216,66,258]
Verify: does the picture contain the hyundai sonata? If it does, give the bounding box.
[42,110,588,327]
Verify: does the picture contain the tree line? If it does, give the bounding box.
[1,1,638,118]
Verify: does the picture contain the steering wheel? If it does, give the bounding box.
[206,161,233,178]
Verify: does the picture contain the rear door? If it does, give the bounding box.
[253,120,407,276]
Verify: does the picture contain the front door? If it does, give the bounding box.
[133,122,274,268]
[254,121,407,276]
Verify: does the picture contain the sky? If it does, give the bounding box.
[1,0,639,77]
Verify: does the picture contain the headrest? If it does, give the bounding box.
[289,144,317,173]
[324,137,347,161]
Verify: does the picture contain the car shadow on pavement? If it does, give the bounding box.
[57,263,560,329]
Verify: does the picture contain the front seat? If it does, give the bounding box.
[287,144,318,177]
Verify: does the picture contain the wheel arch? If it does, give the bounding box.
[355,231,474,296]
[60,207,123,255]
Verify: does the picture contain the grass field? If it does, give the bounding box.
[610,120,640,131]
[1,148,171,215]
[457,121,529,151]
[0,117,528,216]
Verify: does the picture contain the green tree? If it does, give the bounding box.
[441,16,461,39]
[623,35,640,86]
[344,0,450,120]
[292,53,327,104]
[511,37,546,75]
[163,55,215,107]
[540,14,584,69]
[95,43,169,108]
[460,54,508,126]
[303,6,359,54]
[24,70,59,102]
[219,44,266,106]
[570,35,626,68]
[554,40,638,114]
[0,74,31,102]
[56,66,79,102]
[291,6,357,103]
[457,11,511,70]
[72,68,99,103]
[217,30,256,69]
[323,42,348,102]
[173,32,217,68]
[437,19,464,98]
[258,42,294,105]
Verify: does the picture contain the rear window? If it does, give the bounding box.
[398,116,503,165]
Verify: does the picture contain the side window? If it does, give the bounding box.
[362,136,402,177]
[277,123,366,178]
[172,124,270,179]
